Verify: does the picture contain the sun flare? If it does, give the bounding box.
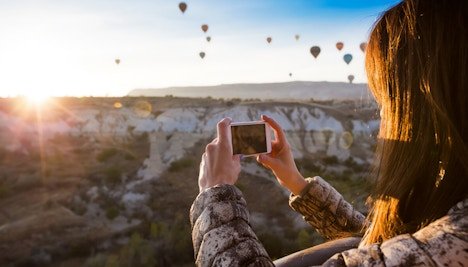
[25,92,51,106]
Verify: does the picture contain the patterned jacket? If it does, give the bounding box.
[190,176,468,266]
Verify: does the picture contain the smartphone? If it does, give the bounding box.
[230,121,272,156]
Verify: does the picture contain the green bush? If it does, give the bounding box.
[257,232,285,259]
[84,253,107,267]
[104,167,122,184]
[106,206,120,220]
[148,217,193,265]
[105,256,119,267]
[322,155,339,165]
[296,157,323,175]
[97,148,119,162]
[168,158,195,172]
[124,153,136,161]
[0,184,10,199]
[117,232,156,267]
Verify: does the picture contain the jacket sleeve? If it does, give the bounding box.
[323,200,468,266]
[289,176,366,240]
[190,184,274,267]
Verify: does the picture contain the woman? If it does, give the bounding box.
[190,0,468,266]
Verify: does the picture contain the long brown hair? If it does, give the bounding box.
[362,0,468,245]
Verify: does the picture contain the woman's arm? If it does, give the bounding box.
[190,184,274,267]
[289,176,366,239]
[191,118,274,267]
[257,115,366,239]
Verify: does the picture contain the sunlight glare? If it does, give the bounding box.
[25,92,50,106]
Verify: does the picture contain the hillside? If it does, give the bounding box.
[128,81,371,101]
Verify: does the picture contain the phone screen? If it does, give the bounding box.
[231,124,267,155]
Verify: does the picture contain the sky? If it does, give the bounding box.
[0,0,400,97]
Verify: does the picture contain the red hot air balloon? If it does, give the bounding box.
[336,42,344,51]
[310,46,321,58]
[360,42,367,52]
[199,52,205,59]
[348,75,355,83]
[266,37,272,44]
[201,24,209,33]
[179,2,187,13]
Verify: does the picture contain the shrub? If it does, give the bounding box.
[344,157,365,173]
[322,155,339,165]
[105,255,119,267]
[114,232,157,267]
[257,232,285,259]
[106,206,120,220]
[0,184,10,199]
[124,153,136,161]
[168,158,195,172]
[104,167,122,185]
[296,157,323,175]
[84,253,107,267]
[97,148,118,162]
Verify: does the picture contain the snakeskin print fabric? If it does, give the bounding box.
[289,176,367,239]
[190,178,468,266]
[190,184,274,267]
[323,198,468,266]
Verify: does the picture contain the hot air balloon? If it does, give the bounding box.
[336,42,344,51]
[348,75,355,84]
[343,54,353,64]
[115,58,120,65]
[310,46,321,58]
[178,2,187,13]
[266,37,272,44]
[199,52,205,59]
[360,42,367,52]
[201,24,209,33]
[206,36,211,42]
[289,73,292,77]
[295,34,300,41]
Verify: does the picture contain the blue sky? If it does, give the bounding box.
[0,0,400,97]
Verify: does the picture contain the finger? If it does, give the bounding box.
[199,153,207,169]
[205,143,216,154]
[261,115,286,143]
[216,117,232,144]
[233,154,241,163]
[256,154,277,169]
[210,138,218,144]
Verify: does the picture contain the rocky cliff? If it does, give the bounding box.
[0,97,378,266]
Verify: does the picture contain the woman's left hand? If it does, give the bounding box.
[198,118,241,192]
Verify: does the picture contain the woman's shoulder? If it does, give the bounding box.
[409,198,468,264]
[325,199,468,267]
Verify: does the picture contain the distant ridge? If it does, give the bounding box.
[128,81,372,101]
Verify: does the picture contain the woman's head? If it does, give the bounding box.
[363,0,468,245]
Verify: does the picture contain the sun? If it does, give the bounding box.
[24,92,51,106]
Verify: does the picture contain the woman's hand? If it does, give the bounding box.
[256,115,307,195]
[198,118,241,192]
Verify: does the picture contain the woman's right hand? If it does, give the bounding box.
[256,115,308,195]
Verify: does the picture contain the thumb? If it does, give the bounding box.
[256,154,278,169]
